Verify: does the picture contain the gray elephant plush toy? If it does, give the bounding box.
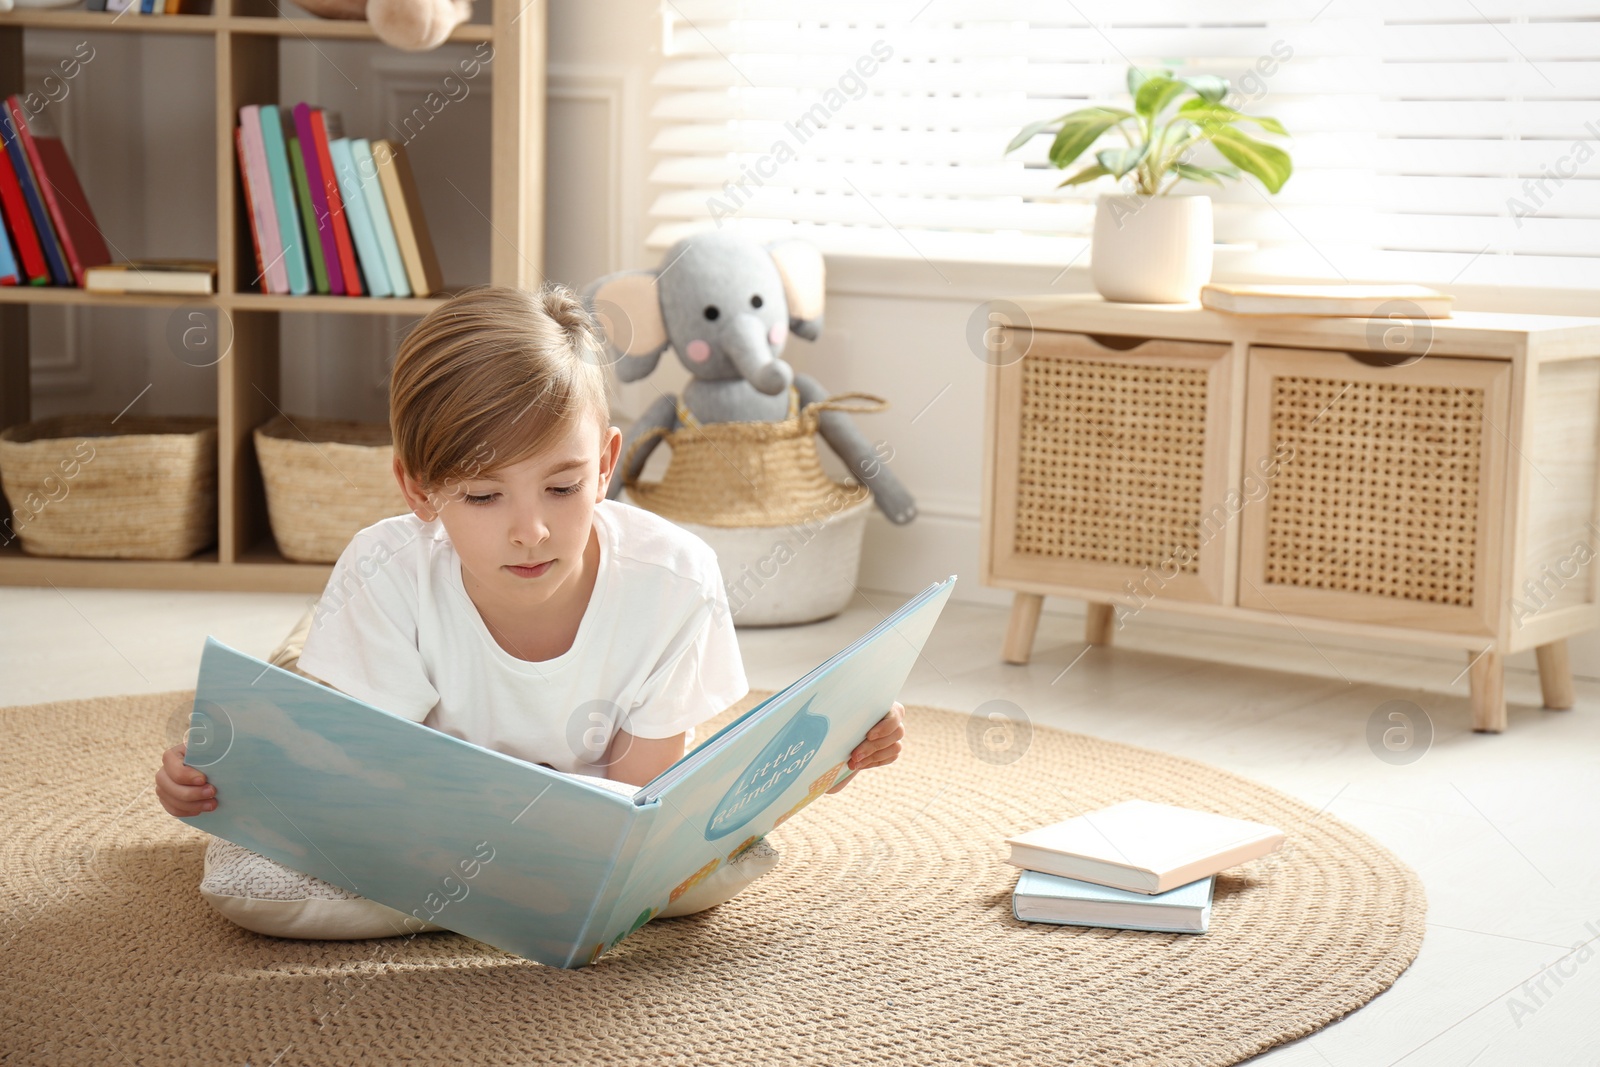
[582,231,916,525]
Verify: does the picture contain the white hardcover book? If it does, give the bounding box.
[1013,870,1213,933]
[1003,800,1285,894]
[1200,282,1454,318]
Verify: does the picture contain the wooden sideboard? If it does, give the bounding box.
[980,295,1600,732]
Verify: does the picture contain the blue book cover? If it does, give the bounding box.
[181,574,957,968]
[0,104,69,286]
[327,136,391,297]
[349,138,410,298]
[255,105,312,296]
[1013,870,1214,933]
[0,210,18,284]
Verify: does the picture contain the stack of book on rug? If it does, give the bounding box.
[234,103,443,298]
[1004,800,1286,935]
[1199,282,1453,318]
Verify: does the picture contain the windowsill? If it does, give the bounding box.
[645,230,1600,316]
[816,248,1600,318]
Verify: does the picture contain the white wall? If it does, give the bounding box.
[23,3,1600,682]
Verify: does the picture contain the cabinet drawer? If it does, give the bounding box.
[1238,345,1511,635]
[987,329,1233,604]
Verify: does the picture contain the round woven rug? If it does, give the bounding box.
[1,687,1425,1067]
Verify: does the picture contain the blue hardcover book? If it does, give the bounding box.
[349,138,410,298]
[327,136,391,297]
[255,105,312,295]
[1013,870,1214,933]
[0,105,69,286]
[0,212,18,284]
[180,574,958,968]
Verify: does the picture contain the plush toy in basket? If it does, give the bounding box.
[0,413,216,560]
[254,414,410,563]
[582,231,917,627]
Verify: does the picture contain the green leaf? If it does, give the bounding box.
[1245,114,1289,137]
[1046,107,1134,170]
[1170,162,1233,186]
[1135,76,1189,121]
[1127,66,1155,97]
[1208,126,1293,193]
[1096,142,1150,178]
[1057,163,1111,187]
[1178,99,1289,138]
[1005,115,1064,155]
[1182,75,1228,104]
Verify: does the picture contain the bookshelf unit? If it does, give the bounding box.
[0,0,545,593]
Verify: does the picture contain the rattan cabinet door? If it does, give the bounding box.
[1238,346,1511,635]
[988,329,1233,604]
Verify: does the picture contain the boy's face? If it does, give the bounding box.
[394,408,622,609]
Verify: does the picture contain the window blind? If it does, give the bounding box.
[646,0,1600,288]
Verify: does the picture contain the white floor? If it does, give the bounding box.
[3,584,1597,1066]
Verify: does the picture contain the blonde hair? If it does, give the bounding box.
[390,284,611,498]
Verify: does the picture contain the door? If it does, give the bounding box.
[986,328,1233,605]
[1238,345,1511,635]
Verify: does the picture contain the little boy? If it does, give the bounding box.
[154,284,905,927]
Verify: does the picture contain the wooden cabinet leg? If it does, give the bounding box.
[1534,640,1575,710]
[1469,648,1506,733]
[1085,603,1115,646]
[1002,592,1044,665]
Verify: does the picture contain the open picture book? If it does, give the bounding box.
[180,574,957,968]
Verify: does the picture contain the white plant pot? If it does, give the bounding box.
[1089,193,1214,303]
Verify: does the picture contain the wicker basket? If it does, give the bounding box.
[0,413,217,560]
[254,414,410,563]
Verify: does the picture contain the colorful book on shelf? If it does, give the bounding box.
[286,134,330,294]
[85,259,216,295]
[291,103,344,295]
[0,141,50,285]
[234,127,268,294]
[257,105,311,296]
[371,138,443,297]
[179,575,956,969]
[0,104,70,286]
[308,107,362,295]
[1199,282,1454,319]
[326,127,391,297]
[350,138,410,299]
[31,138,114,286]
[0,217,18,285]
[1013,870,1214,933]
[237,107,285,295]
[6,95,112,288]
[1003,800,1285,895]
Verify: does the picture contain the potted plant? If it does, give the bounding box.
[1006,66,1293,303]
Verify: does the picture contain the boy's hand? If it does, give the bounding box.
[156,742,217,817]
[827,701,905,795]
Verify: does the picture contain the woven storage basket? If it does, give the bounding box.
[254,414,410,564]
[622,388,884,625]
[0,413,217,560]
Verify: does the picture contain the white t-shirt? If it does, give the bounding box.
[295,498,749,776]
